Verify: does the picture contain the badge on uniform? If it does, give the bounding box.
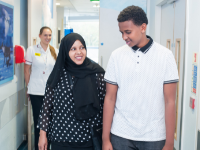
[35,53,41,56]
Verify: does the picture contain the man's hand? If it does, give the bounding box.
[102,139,113,150]
[162,144,174,150]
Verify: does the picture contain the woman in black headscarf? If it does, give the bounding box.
[37,33,105,150]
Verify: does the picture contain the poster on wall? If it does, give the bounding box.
[0,1,14,85]
[191,53,198,95]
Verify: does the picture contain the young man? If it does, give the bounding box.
[102,5,179,150]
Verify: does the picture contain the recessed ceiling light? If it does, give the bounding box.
[56,3,60,5]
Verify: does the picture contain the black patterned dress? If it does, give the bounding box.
[37,67,106,147]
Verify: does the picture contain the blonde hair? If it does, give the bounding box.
[40,26,57,61]
[49,44,57,60]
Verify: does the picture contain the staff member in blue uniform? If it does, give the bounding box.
[24,26,58,150]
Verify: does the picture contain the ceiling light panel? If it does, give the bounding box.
[56,0,74,9]
[69,0,99,13]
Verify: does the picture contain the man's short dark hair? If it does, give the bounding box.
[117,5,148,26]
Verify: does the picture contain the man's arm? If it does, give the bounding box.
[163,82,177,150]
[102,83,118,150]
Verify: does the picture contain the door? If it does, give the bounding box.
[160,0,186,150]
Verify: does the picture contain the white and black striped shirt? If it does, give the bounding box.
[104,36,179,141]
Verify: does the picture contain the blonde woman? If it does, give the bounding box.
[24,26,58,150]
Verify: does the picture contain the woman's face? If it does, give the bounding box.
[39,29,52,46]
[69,40,86,65]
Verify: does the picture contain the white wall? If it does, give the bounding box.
[181,0,200,150]
[57,7,64,31]
[30,0,42,46]
[56,6,64,47]
[146,0,162,43]
[147,0,156,40]
[30,0,57,48]
[99,7,124,69]
[0,0,28,149]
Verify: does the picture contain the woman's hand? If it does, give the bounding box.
[26,90,30,100]
[38,130,48,150]
[24,64,31,89]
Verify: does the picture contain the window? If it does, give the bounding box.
[70,21,99,63]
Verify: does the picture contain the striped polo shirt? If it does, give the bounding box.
[104,36,179,141]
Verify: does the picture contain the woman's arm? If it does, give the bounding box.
[37,85,54,131]
[24,64,31,86]
[37,85,54,150]
[98,73,106,112]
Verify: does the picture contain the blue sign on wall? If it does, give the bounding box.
[64,29,73,36]
[192,64,197,94]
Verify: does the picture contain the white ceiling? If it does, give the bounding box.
[56,0,99,16]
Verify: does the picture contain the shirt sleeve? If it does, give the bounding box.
[104,53,118,85]
[164,51,179,84]
[37,85,54,132]
[98,73,106,110]
[24,47,33,65]
[98,73,106,124]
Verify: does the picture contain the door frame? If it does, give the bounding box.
[154,0,186,150]
[28,1,32,150]
[195,42,200,149]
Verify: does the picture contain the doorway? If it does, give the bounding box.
[160,0,186,150]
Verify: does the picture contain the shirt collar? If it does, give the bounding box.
[132,35,153,54]
[37,43,50,53]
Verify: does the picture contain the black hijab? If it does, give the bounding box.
[47,33,105,120]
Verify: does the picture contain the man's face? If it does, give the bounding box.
[0,8,10,39]
[119,20,144,47]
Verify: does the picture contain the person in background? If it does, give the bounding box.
[24,26,58,150]
[102,5,179,150]
[37,33,105,150]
